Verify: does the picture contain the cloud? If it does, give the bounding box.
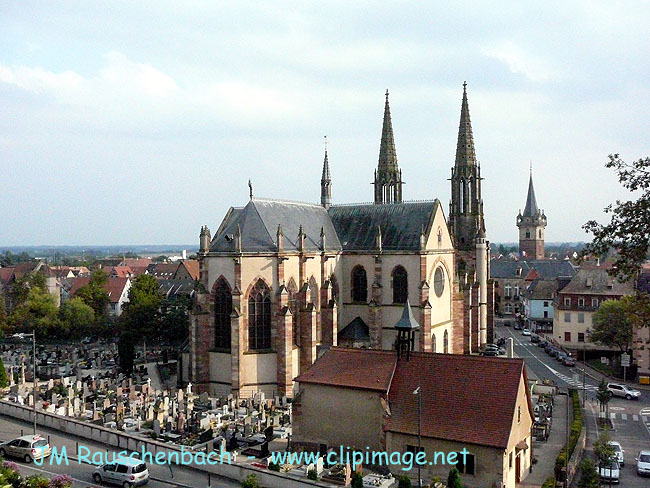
[482,41,555,82]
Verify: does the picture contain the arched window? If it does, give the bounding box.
[330,275,339,305]
[287,278,298,346]
[526,230,530,239]
[432,333,436,353]
[248,280,271,350]
[351,266,367,302]
[213,278,232,350]
[392,266,408,304]
[309,276,319,309]
[443,330,449,354]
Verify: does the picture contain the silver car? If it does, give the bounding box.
[637,450,650,476]
[607,382,641,400]
[93,458,149,487]
[0,435,52,463]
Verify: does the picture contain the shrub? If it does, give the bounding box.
[398,475,412,488]
[541,477,556,488]
[447,468,462,488]
[48,474,73,488]
[307,469,318,481]
[268,461,280,472]
[21,475,50,488]
[351,472,363,488]
[241,474,258,488]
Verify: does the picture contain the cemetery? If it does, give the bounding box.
[0,341,393,487]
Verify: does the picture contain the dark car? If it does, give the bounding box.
[514,323,523,330]
[538,340,548,348]
[562,356,576,367]
[531,335,540,343]
[480,349,499,356]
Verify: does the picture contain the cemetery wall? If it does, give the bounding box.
[0,400,334,488]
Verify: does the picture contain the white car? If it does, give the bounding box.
[608,441,624,467]
[599,458,620,484]
[637,450,650,476]
[93,458,149,487]
[0,435,52,463]
[522,328,531,336]
[607,382,641,400]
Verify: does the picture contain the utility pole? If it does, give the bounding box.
[413,385,422,488]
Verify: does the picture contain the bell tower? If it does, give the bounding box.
[373,90,403,204]
[517,167,547,259]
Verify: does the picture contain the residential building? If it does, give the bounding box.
[553,265,634,354]
[292,346,533,488]
[68,276,131,316]
[521,279,560,333]
[633,264,650,377]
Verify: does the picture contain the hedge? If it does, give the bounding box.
[541,477,556,488]
[554,390,583,480]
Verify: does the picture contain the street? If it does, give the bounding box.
[0,415,238,488]
[497,321,650,487]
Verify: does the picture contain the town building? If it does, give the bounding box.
[517,169,547,260]
[186,85,493,397]
[553,265,634,354]
[292,342,534,488]
[521,279,562,333]
[632,264,650,378]
[68,276,132,316]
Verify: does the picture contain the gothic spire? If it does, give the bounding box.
[378,89,398,172]
[522,169,539,217]
[454,81,477,167]
[321,136,332,209]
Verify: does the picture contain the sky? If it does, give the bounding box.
[1,1,649,246]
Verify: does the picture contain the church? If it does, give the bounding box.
[186,84,494,397]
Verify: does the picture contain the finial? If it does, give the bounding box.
[248,179,253,199]
[385,89,389,101]
[323,135,328,154]
[530,160,533,176]
[463,81,467,92]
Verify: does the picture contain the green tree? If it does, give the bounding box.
[583,154,650,280]
[118,330,137,376]
[0,298,7,335]
[121,274,162,336]
[351,472,363,488]
[577,458,601,488]
[75,270,110,318]
[591,298,633,352]
[596,379,612,419]
[59,297,95,337]
[9,285,59,336]
[0,357,8,388]
[241,474,258,488]
[397,475,412,488]
[160,295,190,343]
[594,430,616,465]
[447,468,463,488]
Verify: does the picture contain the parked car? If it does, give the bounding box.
[636,450,650,476]
[93,458,149,487]
[557,353,569,363]
[480,349,500,357]
[531,335,540,343]
[0,435,52,463]
[522,328,531,336]
[514,323,523,330]
[599,458,620,484]
[538,340,548,348]
[607,382,641,400]
[561,356,576,367]
[609,441,624,467]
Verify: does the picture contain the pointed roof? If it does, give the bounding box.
[522,171,539,217]
[321,149,331,182]
[378,89,398,172]
[394,300,421,330]
[454,82,477,167]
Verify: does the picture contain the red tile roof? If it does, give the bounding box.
[69,276,129,303]
[120,258,152,268]
[295,348,396,392]
[111,266,133,278]
[0,267,15,285]
[295,347,530,449]
[181,260,200,280]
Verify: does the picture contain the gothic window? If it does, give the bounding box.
[443,330,449,354]
[213,278,232,350]
[437,228,442,248]
[434,267,445,298]
[459,180,465,212]
[248,280,271,350]
[526,231,530,239]
[309,276,319,309]
[392,266,408,304]
[539,230,542,238]
[287,278,298,346]
[351,266,367,303]
[432,333,436,353]
[330,275,339,305]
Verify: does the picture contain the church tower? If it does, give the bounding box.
[321,139,332,209]
[517,168,547,259]
[448,82,484,251]
[373,90,403,204]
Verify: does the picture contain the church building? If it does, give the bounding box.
[186,85,493,397]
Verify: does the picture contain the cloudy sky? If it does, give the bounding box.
[1,1,649,246]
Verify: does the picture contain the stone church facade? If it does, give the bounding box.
[187,85,493,397]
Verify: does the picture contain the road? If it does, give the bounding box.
[0,415,238,488]
[496,321,650,487]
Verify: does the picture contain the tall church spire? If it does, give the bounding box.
[455,81,477,167]
[373,89,403,204]
[448,82,485,251]
[522,168,539,217]
[321,136,332,209]
[517,165,547,259]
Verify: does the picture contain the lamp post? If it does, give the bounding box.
[582,329,591,404]
[413,385,422,488]
[12,332,37,435]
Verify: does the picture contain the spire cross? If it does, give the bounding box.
[248,179,253,199]
[323,135,328,153]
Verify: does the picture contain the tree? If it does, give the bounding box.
[118,331,137,376]
[0,357,8,388]
[594,430,616,465]
[577,458,601,488]
[0,298,7,335]
[59,298,95,337]
[121,274,162,337]
[241,474,258,488]
[9,285,59,336]
[397,475,412,488]
[447,468,463,488]
[351,472,363,488]
[591,298,633,352]
[75,270,110,319]
[160,295,190,343]
[583,154,650,280]
[596,380,612,420]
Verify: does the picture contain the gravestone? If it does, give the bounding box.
[153,419,161,435]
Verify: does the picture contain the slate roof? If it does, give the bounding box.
[338,317,370,341]
[211,198,342,253]
[560,266,634,296]
[523,279,557,300]
[490,259,576,280]
[329,201,437,251]
[157,279,195,299]
[522,173,539,217]
[296,347,530,449]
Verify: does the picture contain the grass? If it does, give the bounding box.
[587,359,617,377]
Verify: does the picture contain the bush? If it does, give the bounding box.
[268,461,280,472]
[351,472,363,488]
[541,477,556,488]
[241,474,258,488]
[48,474,73,488]
[398,475,412,488]
[21,475,50,488]
[447,468,462,488]
[555,390,583,479]
[307,469,318,481]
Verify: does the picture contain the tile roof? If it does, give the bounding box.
[0,267,15,285]
[491,259,576,280]
[211,198,342,253]
[180,260,199,280]
[147,263,180,278]
[523,279,557,300]
[329,201,437,251]
[119,258,152,268]
[111,266,134,278]
[560,267,634,296]
[295,347,529,449]
[157,279,195,298]
[338,317,370,341]
[69,276,130,303]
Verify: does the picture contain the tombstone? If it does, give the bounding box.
[177,412,185,434]
[129,389,136,403]
[8,366,15,386]
[274,395,280,406]
[20,363,25,385]
[73,397,81,415]
[186,382,192,396]
[200,392,209,404]
[116,402,124,421]
[243,423,252,437]
[210,398,218,410]
[47,379,54,390]
[28,394,34,407]
[64,362,71,376]
[147,405,154,421]
[153,419,161,436]
[51,393,59,406]
[76,380,82,391]
[103,398,110,410]
[116,386,123,397]
[177,389,184,404]
[67,386,74,399]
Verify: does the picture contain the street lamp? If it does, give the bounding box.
[582,328,591,404]
[413,385,422,488]
[12,332,37,435]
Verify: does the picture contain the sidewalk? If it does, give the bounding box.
[520,394,568,487]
